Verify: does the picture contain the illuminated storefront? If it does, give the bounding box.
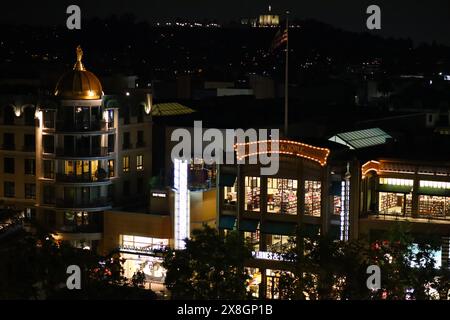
[305,181,321,216]
[267,178,297,215]
[119,235,169,291]
[245,176,261,212]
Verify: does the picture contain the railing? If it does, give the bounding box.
[56,172,109,183]
[55,120,112,132]
[56,147,110,157]
[55,197,111,208]
[223,202,237,212]
[122,143,133,150]
[22,145,36,152]
[136,141,146,148]
[1,144,15,151]
[368,211,450,221]
[58,224,102,233]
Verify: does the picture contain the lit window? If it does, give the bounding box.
[245,176,260,212]
[379,178,413,186]
[123,156,129,172]
[305,180,321,216]
[136,155,143,170]
[267,178,297,215]
[420,180,450,189]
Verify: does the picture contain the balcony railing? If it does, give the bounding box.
[55,120,112,132]
[56,172,109,183]
[1,144,15,151]
[368,211,450,221]
[22,145,36,152]
[58,224,102,233]
[56,147,110,157]
[55,197,111,208]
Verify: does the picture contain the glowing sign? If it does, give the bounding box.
[174,159,190,249]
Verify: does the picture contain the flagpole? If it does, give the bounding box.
[284,11,289,137]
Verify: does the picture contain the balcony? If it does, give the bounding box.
[136,141,146,148]
[55,197,111,209]
[56,147,111,158]
[58,224,102,233]
[55,120,112,132]
[22,145,36,152]
[56,171,110,184]
[367,211,450,221]
[1,144,15,151]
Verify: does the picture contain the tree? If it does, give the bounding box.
[162,225,252,299]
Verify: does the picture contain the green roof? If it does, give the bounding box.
[151,103,195,116]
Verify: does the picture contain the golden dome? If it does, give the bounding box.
[54,46,103,100]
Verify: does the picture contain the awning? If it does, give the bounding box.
[219,173,237,187]
[417,187,450,197]
[299,224,321,238]
[261,221,296,236]
[238,219,259,232]
[377,184,412,193]
[218,216,236,230]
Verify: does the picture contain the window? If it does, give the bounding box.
[64,212,89,226]
[23,134,35,151]
[224,182,237,210]
[244,231,260,251]
[43,160,54,179]
[379,178,413,186]
[379,192,412,216]
[108,160,115,178]
[3,106,14,125]
[123,156,130,172]
[25,183,36,199]
[137,177,143,194]
[267,178,297,215]
[136,155,143,170]
[266,269,282,300]
[123,180,130,196]
[418,195,450,217]
[43,135,54,154]
[266,234,293,253]
[137,130,144,147]
[304,181,321,216]
[43,110,55,128]
[4,157,14,174]
[3,133,14,150]
[43,186,55,204]
[4,181,15,198]
[108,134,115,153]
[121,235,169,251]
[137,107,144,123]
[123,132,131,149]
[245,176,260,212]
[24,159,35,175]
[24,107,35,126]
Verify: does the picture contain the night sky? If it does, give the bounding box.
[1,0,450,45]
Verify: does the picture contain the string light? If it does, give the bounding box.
[234,139,330,166]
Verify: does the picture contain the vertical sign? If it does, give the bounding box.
[174,158,190,249]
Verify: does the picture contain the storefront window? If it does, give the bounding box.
[266,269,281,299]
[379,192,412,215]
[245,176,260,212]
[267,178,297,215]
[121,235,169,251]
[379,178,414,186]
[419,195,450,218]
[223,183,237,211]
[246,267,261,298]
[266,234,292,253]
[305,181,321,216]
[244,231,260,251]
[121,253,167,291]
[333,195,341,215]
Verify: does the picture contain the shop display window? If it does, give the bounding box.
[121,235,169,251]
[189,159,216,190]
[419,195,450,218]
[379,192,412,215]
[223,183,237,211]
[266,234,292,253]
[246,267,261,298]
[333,195,341,215]
[267,178,297,215]
[244,230,260,251]
[266,269,281,299]
[304,180,321,216]
[245,176,260,212]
